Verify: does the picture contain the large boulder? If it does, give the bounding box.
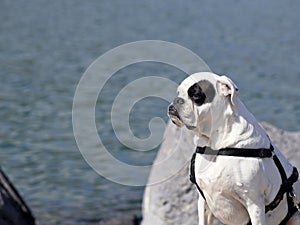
[142,122,300,225]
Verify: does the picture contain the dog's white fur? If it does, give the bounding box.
[169,72,300,225]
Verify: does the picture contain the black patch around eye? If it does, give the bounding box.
[188,80,215,106]
[188,83,206,105]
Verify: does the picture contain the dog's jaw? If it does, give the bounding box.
[169,116,184,128]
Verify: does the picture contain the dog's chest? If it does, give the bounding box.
[194,154,261,224]
[193,154,259,189]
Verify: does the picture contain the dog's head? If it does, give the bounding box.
[168,72,239,136]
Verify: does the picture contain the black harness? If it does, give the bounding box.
[190,144,299,225]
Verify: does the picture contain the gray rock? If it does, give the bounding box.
[141,122,300,225]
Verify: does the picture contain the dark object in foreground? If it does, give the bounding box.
[97,215,142,225]
[0,167,35,225]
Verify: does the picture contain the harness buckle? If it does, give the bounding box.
[289,191,300,213]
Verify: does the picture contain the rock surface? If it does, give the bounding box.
[0,167,35,225]
[141,122,300,225]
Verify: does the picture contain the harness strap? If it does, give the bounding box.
[195,145,273,158]
[279,197,299,225]
[265,158,299,213]
[269,154,299,225]
[190,152,206,200]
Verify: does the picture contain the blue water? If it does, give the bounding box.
[0,0,299,224]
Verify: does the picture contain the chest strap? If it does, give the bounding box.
[190,144,299,224]
[190,152,205,199]
[195,145,273,158]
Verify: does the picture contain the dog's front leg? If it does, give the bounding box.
[198,196,214,225]
[246,199,266,225]
[197,196,206,225]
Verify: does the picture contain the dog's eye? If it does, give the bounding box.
[191,93,206,105]
[188,83,206,106]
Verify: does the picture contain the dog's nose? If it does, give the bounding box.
[168,104,180,118]
[168,104,176,112]
[174,97,184,105]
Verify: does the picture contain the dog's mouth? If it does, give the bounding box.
[168,105,184,128]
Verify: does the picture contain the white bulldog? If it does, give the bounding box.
[168,72,300,225]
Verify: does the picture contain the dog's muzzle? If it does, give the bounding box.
[168,104,184,128]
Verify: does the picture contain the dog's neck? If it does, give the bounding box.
[194,98,270,150]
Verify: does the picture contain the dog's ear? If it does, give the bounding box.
[216,75,239,106]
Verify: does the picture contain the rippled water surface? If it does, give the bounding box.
[0,0,299,224]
